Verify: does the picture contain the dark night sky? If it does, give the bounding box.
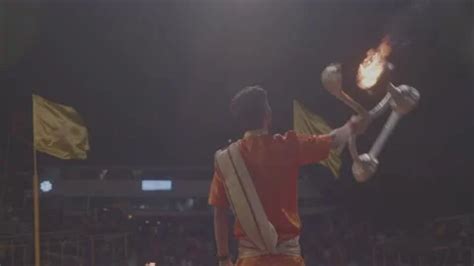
[0,0,473,222]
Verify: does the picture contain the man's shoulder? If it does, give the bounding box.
[214,146,228,161]
[214,140,242,159]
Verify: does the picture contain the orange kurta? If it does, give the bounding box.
[236,254,306,266]
[208,130,332,265]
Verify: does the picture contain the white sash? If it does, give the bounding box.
[215,142,278,254]
[239,237,301,259]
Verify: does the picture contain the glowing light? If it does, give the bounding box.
[141,180,172,191]
[40,180,53,192]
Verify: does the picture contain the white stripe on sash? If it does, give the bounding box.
[215,142,278,253]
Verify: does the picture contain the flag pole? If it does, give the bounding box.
[32,95,41,266]
[0,114,12,214]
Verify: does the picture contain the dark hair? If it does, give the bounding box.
[230,85,270,131]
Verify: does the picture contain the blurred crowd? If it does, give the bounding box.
[127,212,474,266]
[131,217,217,266]
[1,205,474,266]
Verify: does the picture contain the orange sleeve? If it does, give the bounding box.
[208,167,230,208]
[297,133,333,166]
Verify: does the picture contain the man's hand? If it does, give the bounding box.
[214,207,231,266]
[218,259,233,266]
[349,114,370,135]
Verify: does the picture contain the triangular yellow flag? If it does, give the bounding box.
[293,100,341,177]
[33,94,90,160]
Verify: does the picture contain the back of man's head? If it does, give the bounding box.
[230,86,270,131]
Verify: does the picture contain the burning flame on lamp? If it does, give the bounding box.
[357,38,392,90]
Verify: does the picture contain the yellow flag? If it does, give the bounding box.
[293,100,341,177]
[33,94,90,160]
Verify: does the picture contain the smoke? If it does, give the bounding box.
[385,0,473,65]
[385,0,434,51]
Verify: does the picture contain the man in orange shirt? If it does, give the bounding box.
[209,86,366,266]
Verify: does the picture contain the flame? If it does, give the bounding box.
[357,38,392,89]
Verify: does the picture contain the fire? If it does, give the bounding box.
[357,38,392,89]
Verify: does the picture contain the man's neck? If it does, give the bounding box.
[243,128,269,139]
